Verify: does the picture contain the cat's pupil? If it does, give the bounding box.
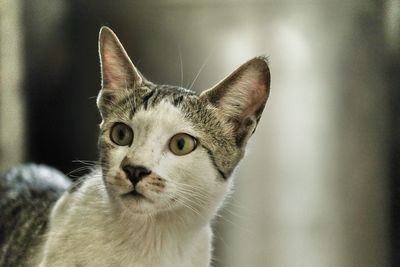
[177,138,185,150]
[118,129,125,140]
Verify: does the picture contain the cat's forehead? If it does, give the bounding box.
[111,84,206,137]
[138,83,197,108]
[132,99,197,136]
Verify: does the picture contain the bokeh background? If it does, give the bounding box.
[1,0,399,266]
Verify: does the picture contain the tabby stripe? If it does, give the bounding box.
[142,90,156,110]
[201,145,227,180]
[150,90,163,106]
[173,95,184,106]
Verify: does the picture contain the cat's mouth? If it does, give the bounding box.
[122,189,146,199]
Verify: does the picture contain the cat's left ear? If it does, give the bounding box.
[200,57,270,146]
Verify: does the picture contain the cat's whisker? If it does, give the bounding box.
[178,46,184,88]
[166,189,211,205]
[214,213,255,236]
[188,51,213,90]
[176,185,210,197]
[67,166,94,177]
[174,191,209,209]
[223,195,259,215]
[72,159,101,164]
[167,180,211,199]
[67,159,109,178]
[164,180,210,199]
[165,191,199,210]
[220,206,251,221]
[170,195,204,219]
[165,179,208,192]
[188,58,207,91]
[175,188,210,203]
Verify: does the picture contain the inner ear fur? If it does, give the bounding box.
[98,26,143,91]
[200,57,270,145]
[97,26,144,117]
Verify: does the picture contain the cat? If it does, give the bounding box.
[0,26,270,267]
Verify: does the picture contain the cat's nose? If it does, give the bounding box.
[122,165,151,186]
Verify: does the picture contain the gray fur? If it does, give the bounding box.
[0,164,70,266]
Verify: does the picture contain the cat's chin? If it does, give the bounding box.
[118,189,176,215]
[122,189,147,199]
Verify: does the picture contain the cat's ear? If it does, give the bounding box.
[97,27,144,118]
[98,26,142,90]
[200,57,270,146]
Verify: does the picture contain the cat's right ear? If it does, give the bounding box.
[97,26,142,117]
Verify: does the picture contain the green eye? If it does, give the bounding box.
[110,123,133,146]
[169,133,197,156]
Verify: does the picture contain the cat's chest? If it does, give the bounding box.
[67,239,195,267]
[52,223,205,267]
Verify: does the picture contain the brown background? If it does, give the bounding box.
[1,1,399,266]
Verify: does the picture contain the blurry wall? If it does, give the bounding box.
[1,1,400,266]
[0,0,25,171]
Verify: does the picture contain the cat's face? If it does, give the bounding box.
[96,27,270,216]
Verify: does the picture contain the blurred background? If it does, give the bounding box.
[1,0,399,266]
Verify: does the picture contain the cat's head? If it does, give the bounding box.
[97,27,270,217]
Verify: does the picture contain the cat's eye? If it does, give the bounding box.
[110,123,133,146]
[169,133,197,156]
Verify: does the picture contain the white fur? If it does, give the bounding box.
[35,101,232,267]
